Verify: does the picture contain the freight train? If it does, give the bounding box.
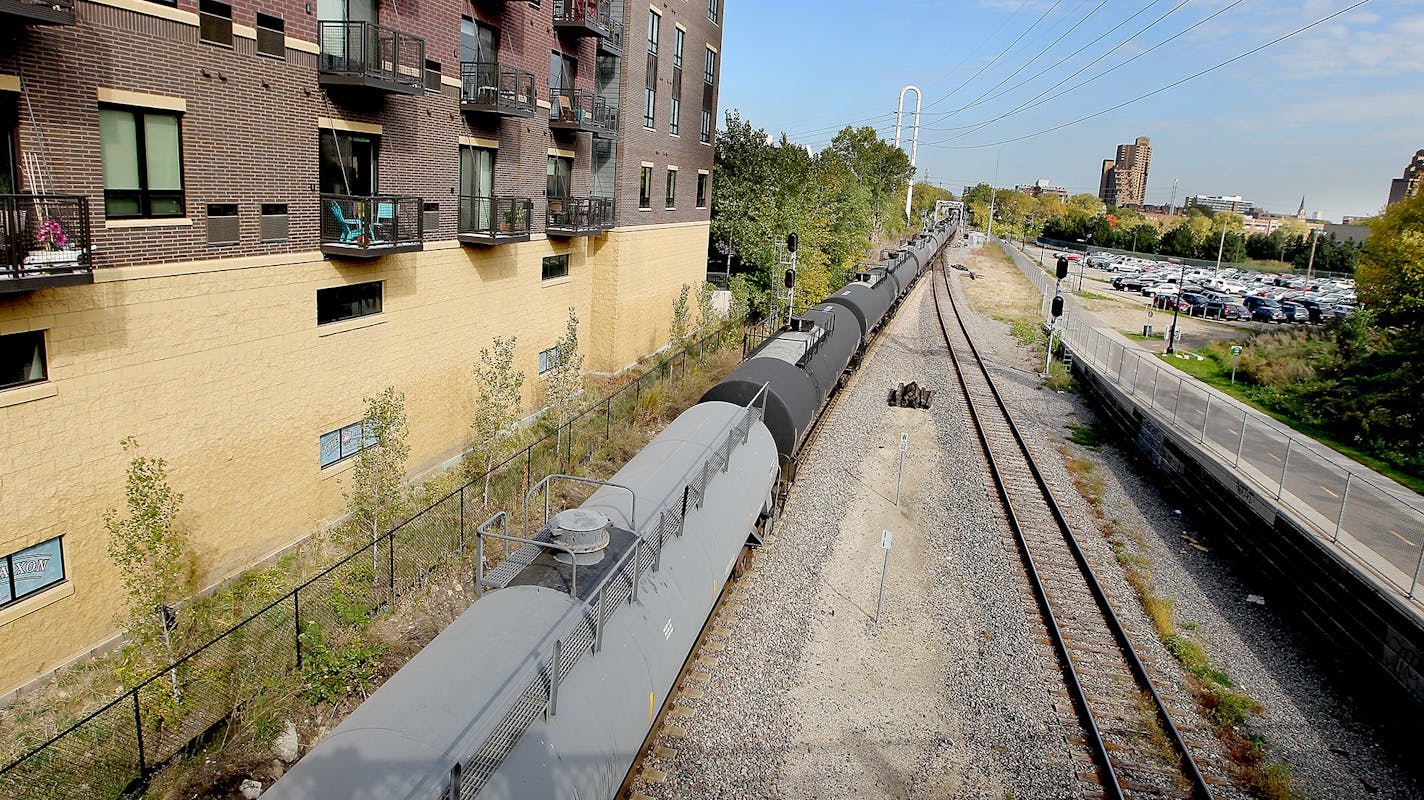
[261,213,959,800]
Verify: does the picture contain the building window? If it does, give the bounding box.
[547,155,572,198]
[319,421,375,468]
[317,280,383,326]
[1,537,66,609]
[99,107,185,218]
[700,110,712,144]
[255,13,284,58]
[708,0,719,24]
[704,47,716,84]
[696,173,708,208]
[542,254,569,281]
[260,203,289,241]
[639,166,652,209]
[199,0,232,46]
[319,130,377,196]
[665,168,677,209]
[644,87,656,129]
[1,330,46,391]
[673,27,684,68]
[670,96,680,136]
[538,346,560,374]
[424,59,442,92]
[647,9,660,54]
[206,203,239,245]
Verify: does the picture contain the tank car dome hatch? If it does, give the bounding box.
[550,508,612,565]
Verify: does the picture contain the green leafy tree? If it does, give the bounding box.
[1160,222,1198,257]
[346,387,410,572]
[469,335,525,498]
[545,306,585,427]
[105,437,188,688]
[1358,194,1424,321]
[911,182,954,219]
[695,281,719,337]
[670,283,692,351]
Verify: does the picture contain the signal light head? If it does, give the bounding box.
[786,233,798,253]
[784,268,796,289]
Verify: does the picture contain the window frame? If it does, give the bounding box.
[424,59,443,92]
[0,330,48,391]
[542,254,570,281]
[673,27,684,68]
[669,95,680,136]
[647,9,660,54]
[538,346,560,374]
[319,421,376,469]
[700,109,712,144]
[644,86,656,129]
[696,172,708,208]
[708,0,719,24]
[100,106,186,219]
[665,167,677,209]
[0,536,66,610]
[255,12,285,58]
[198,0,233,47]
[316,280,384,326]
[704,47,716,84]
[639,165,653,209]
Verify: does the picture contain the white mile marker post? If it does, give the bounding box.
[876,530,894,623]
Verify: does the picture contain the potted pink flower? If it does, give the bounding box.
[24,218,82,269]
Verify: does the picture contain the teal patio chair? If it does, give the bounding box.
[329,200,367,243]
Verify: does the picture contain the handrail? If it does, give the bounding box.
[524,475,636,540]
[475,512,582,597]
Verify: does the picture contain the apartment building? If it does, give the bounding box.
[0,0,724,694]
[1387,149,1423,208]
[1098,135,1151,208]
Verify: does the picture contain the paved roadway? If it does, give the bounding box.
[1000,241,1424,600]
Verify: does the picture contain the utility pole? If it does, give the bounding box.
[986,149,1000,240]
[1214,221,1227,275]
[894,86,921,223]
[1168,179,1178,216]
[1305,229,1320,278]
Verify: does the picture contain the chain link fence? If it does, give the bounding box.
[995,237,1424,607]
[0,326,738,800]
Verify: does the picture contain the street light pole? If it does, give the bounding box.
[1214,221,1227,276]
[1076,236,1090,292]
[1166,257,1185,354]
[1305,229,1320,278]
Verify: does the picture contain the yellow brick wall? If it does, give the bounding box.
[0,221,706,694]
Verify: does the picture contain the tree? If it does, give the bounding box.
[1357,193,1424,322]
[695,281,719,337]
[105,437,188,687]
[669,283,692,350]
[469,335,525,496]
[1067,193,1103,215]
[911,182,954,219]
[1160,222,1198,257]
[545,306,585,427]
[346,387,410,575]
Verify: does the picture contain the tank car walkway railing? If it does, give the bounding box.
[994,237,1424,612]
[453,387,769,799]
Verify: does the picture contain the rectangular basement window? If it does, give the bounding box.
[317,281,383,326]
[0,330,47,391]
[542,254,569,281]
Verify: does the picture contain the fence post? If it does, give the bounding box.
[1333,474,1352,543]
[1277,440,1293,500]
[1411,546,1424,600]
[1173,377,1184,422]
[388,531,396,599]
[605,396,611,441]
[459,487,466,550]
[293,591,302,669]
[476,533,485,597]
[1200,395,1211,443]
[631,539,642,604]
[1150,369,1159,408]
[132,689,146,776]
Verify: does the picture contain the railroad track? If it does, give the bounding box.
[930,262,1218,799]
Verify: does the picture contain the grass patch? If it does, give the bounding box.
[1007,317,1041,348]
[1155,353,1424,494]
[1122,331,1162,343]
[1067,423,1106,449]
[1077,291,1111,301]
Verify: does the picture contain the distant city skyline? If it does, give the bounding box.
[718,0,1423,222]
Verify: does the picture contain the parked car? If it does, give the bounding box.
[1112,275,1145,291]
[1279,302,1304,323]
[1251,303,1287,323]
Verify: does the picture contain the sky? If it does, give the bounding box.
[716,0,1424,222]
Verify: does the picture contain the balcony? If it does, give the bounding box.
[320,194,424,258]
[549,88,619,138]
[459,62,537,118]
[458,196,533,246]
[598,20,624,55]
[318,21,426,96]
[0,0,74,24]
[0,194,93,295]
[552,0,611,38]
[546,197,613,238]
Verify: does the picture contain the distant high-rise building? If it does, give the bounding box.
[1098,136,1151,207]
[1387,150,1424,207]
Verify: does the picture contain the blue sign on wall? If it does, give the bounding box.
[1,537,65,606]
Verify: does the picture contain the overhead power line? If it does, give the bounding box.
[922,0,1376,151]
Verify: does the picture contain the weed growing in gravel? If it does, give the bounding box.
[1046,359,1076,392]
[1136,690,1181,771]
[1007,317,1041,348]
[1067,423,1106,449]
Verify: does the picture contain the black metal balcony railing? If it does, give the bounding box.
[549,88,619,137]
[546,196,614,237]
[599,20,624,54]
[0,0,75,24]
[320,194,424,258]
[552,0,612,38]
[458,196,533,245]
[318,20,426,95]
[459,62,538,118]
[0,194,93,295]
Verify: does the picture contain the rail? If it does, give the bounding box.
[932,262,1214,799]
[320,193,423,252]
[317,20,425,92]
[458,195,532,240]
[459,62,537,115]
[0,193,93,291]
[546,195,614,235]
[548,87,619,134]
